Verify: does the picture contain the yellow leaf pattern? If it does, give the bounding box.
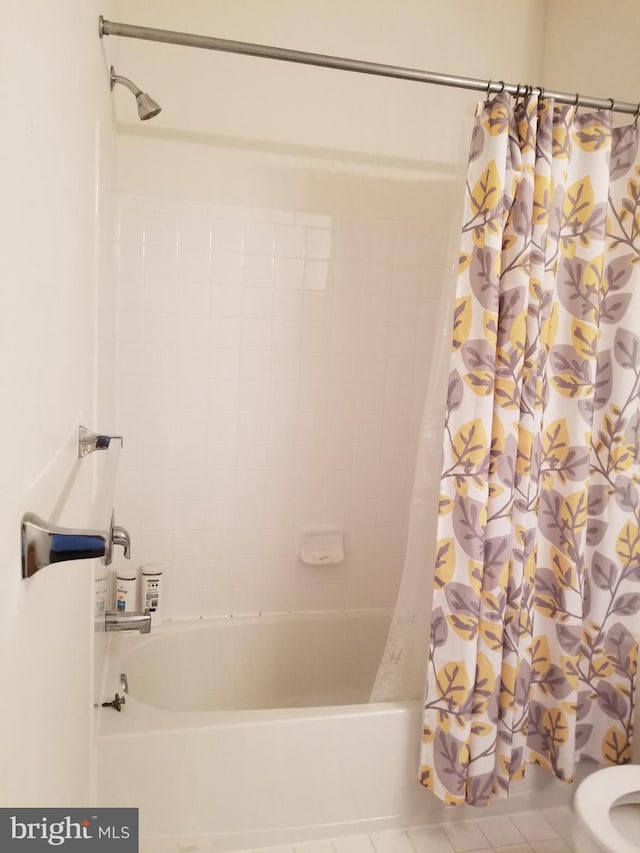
[421,94,640,807]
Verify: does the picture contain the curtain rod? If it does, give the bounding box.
[99,17,640,117]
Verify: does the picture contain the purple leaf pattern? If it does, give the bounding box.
[421,94,640,806]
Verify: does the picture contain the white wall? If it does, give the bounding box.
[0,2,116,806]
[111,0,546,170]
[542,0,640,104]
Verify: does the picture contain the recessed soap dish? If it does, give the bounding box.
[299,526,344,566]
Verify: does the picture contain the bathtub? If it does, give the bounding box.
[95,609,576,852]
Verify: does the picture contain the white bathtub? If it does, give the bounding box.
[95,609,576,852]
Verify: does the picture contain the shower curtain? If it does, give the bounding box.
[377,92,640,806]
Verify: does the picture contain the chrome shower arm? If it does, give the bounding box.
[110,67,141,96]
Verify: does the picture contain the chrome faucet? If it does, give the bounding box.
[21,511,131,579]
[111,524,131,559]
[105,610,152,634]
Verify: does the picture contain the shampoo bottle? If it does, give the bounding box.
[115,566,138,612]
[141,563,164,625]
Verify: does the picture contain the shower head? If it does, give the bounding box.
[134,91,162,121]
[110,66,161,121]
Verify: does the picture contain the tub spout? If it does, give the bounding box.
[105,610,152,634]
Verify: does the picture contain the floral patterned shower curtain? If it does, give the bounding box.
[421,92,640,806]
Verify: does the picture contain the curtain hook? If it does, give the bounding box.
[609,98,616,112]
[484,79,493,106]
[514,83,524,105]
[498,80,505,93]
[574,92,580,117]
[634,102,640,126]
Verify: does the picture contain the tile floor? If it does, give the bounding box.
[238,806,577,853]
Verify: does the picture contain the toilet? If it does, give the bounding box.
[574,765,640,852]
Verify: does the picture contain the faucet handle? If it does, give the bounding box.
[102,692,126,712]
[105,511,131,564]
[111,524,131,559]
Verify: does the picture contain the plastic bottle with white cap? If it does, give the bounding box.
[141,563,164,626]
[115,565,138,612]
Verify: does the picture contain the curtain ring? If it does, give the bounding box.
[609,98,616,112]
[497,80,506,93]
[485,79,493,98]
[574,92,580,117]
[634,102,640,126]
[514,83,524,106]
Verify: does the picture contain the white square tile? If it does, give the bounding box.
[240,348,272,380]
[271,320,301,351]
[210,316,242,348]
[175,314,209,346]
[276,224,306,258]
[165,588,203,619]
[273,289,303,320]
[144,243,178,279]
[300,322,329,353]
[178,214,212,249]
[144,211,178,246]
[272,350,300,381]
[209,348,240,381]
[305,259,330,291]
[243,254,275,287]
[211,251,243,285]
[245,222,275,255]
[303,291,331,323]
[275,257,305,289]
[306,227,332,260]
[332,834,375,853]
[541,808,575,838]
[236,410,269,442]
[211,285,242,317]
[530,841,572,853]
[369,829,414,853]
[178,246,211,282]
[441,821,490,853]
[476,816,524,847]
[167,561,203,590]
[510,813,558,843]
[119,208,145,243]
[118,242,144,277]
[242,287,274,319]
[406,825,454,853]
[178,282,210,315]
[212,219,244,253]
[246,584,290,615]
[455,850,491,853]
[242,317,272,350]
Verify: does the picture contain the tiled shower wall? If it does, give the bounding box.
[110,193,454,620]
